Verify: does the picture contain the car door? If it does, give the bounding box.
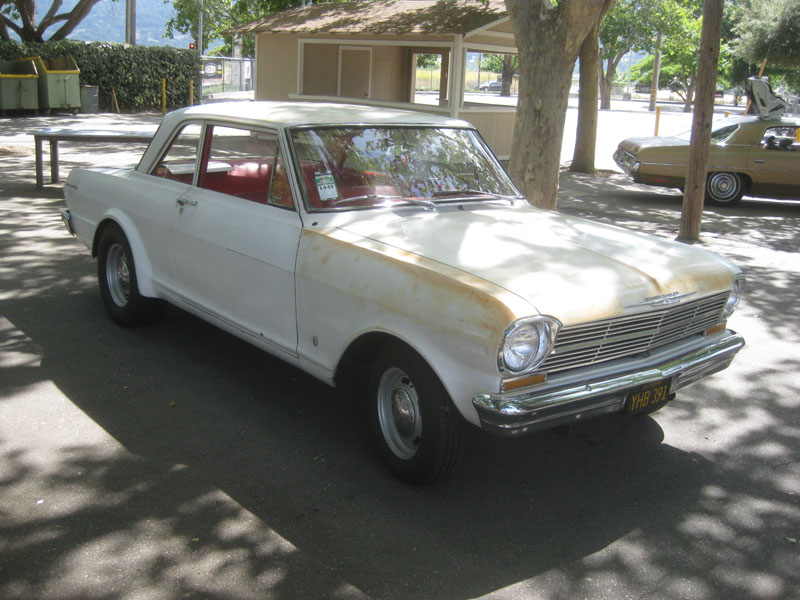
[171,124,302,357]
[748,125,800,198]
[133,121,204,292]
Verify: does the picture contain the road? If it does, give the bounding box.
[1,104,799,599]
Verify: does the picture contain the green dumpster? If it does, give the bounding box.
[0,58,39,112]
[30,56,81,113]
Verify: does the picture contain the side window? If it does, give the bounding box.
[268,147,294,208]
[199,125,286,206]
[761,126,798,150]
[151,123,203,183]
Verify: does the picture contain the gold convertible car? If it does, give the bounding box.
[614,115,800,205]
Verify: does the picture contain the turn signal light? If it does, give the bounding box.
[502,373,547,392]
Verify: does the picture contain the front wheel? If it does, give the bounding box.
[706,172,744,205]
[369,345,462,484]
[96,225,164,327]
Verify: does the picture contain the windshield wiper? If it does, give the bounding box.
[431,189,522,203]
[330,193,403,206]
[398,196,437,209]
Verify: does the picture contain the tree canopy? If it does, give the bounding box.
[730,0,800,68]
[0,0,103,42]
[166,0,302,56]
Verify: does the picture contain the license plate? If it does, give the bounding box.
[625,378,673,415]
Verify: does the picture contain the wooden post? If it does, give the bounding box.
[679,0,724,242]
[111,88,120,113]
[189,79,194,106]
[161,78,167,115]
[654,106,661,136]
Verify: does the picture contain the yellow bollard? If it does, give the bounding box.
[654,106,661,136]
[162,78,167,115]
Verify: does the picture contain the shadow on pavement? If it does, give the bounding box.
[1,125,798,599]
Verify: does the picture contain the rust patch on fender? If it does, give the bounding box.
[298,228,534,343]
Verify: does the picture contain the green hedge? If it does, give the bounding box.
[0,39,201,111]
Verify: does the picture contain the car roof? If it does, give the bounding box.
[165,101,474,130]
[728,115,800,128]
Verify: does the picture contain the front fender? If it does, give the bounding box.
[295,228,535,426]
[93,211,158,298]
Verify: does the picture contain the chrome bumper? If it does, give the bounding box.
[613,147,639,180]
[61,210,75,236]
[473,331,745,436]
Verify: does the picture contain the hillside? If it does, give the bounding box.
[66,0,191,48]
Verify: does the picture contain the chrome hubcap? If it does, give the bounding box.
[708,173,739,202]
[377,367,422,459]
[106,243,130,307]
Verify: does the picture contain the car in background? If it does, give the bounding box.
[614,115,800,205]
[62,101,745,483]
[475,79,502,92]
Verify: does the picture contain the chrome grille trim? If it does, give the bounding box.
[542,291,729,373]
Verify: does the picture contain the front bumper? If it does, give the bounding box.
[61,210,75,236]
[613,147,640,180]
[473,330,744,436]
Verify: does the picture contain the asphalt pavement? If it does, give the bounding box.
[1,106,799,599]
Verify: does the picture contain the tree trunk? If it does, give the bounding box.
[506,0,616,210]
[600,58,615,109]
[49,0,104,41]
[570,24,601,174]
[509,47,575,209]
[4,0,103,42]
[599,52,623,110]
[648,32,663,111]
[683,84,694,112]
[500,54,514,96]
[679,0,723,242]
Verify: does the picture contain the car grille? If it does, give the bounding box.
[540,291,730,373]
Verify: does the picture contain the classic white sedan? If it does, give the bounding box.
[62,102,745,483]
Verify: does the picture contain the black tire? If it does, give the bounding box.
[706,172,744,205]
[96,224,164,327]
[368,344,462,484]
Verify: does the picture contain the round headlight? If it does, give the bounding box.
[499,317,560,375]
[722,276,745,319]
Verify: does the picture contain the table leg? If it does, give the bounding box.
[50,140,59,184]
[35,137,44,189]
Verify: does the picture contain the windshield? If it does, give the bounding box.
[288,126,521,211]
[676,121,739,143]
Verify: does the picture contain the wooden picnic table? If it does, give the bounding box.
[34,127,156,189]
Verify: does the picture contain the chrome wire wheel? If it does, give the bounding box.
[706,172,743,204]
[376,367,422,460]
[105,243,131,308]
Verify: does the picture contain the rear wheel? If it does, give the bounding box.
[97,225,164,326]
[369,345,462,484]
[706,172,744,205]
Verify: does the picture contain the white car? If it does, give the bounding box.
[62,101,746,483]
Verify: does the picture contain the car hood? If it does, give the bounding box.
[619,136,689,154]
[337,204,738,325]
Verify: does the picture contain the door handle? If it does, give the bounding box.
[176,198,198,206]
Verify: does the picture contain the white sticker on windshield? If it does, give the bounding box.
[315,171,339,201]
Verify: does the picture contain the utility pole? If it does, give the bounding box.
[125,0,136,45]
[679,0,723,242]
[198,0,204,55]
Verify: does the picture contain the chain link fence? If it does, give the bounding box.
[200,57,254,101]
